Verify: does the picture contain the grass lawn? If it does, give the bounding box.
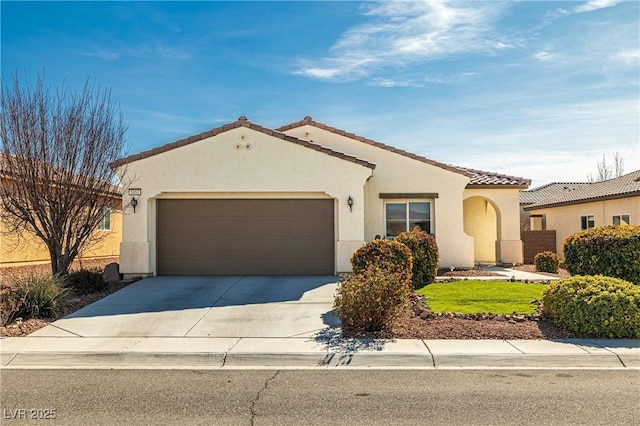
[417,280,546,315]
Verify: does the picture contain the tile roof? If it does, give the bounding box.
[455,166,531,188]
[525,170,640,210]
[111,117,376,170]
[520,182,588,204]
[277,116,530,188]
[1,153,122,197]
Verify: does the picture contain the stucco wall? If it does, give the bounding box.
[527,196,640,256]
[463,188,524,264]
[116,127,373,275]
[0,210,122,267]
[463,196,497,263]
[283,125,476,268]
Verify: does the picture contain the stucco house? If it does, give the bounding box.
[519,182,588,231]
[112,116,530,276]
[524,170,640,256]
[0,156,122,268]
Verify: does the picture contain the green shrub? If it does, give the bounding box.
[0,287,27,325]
[563,225,640,284]
[395,229,440,287]
[334,266,411,332]
[66,269,107,294]
[534,251,560,274]
[13,274,68,319]
[351,239,413,287]
[543,275,640,338]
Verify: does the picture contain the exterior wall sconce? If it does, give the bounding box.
[347,196,353,212]
[128,188,141,213]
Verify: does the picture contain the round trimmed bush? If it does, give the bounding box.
[563,225,640,284]
[534,251,560,274]
[395,229,439,287]
[542,275,640,338]
[334,266,411,332]
[351,239,413,286]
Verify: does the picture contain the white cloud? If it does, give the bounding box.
[294,0,510,81]
[81,44,190,61]
[82,47,121,61]
[614,48,640,64]
[533,50,554,61]
[574,0,622,13]
[370,78,421,88]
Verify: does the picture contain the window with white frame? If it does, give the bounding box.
[580,214,595,230]
[98,207,111,231]
[613,214,630,225]
[385,202,431,236]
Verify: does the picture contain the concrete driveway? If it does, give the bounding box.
[31,276,340,338]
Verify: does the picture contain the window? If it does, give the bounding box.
[385,202,431,236]
[580,215,594,230]
[98,207,111,231]
[613,214,630,225]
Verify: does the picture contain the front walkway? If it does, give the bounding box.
[437,266,559,282]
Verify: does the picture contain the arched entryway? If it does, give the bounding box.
[463,196,501,264]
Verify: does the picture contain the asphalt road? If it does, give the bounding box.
[1,369,638,425]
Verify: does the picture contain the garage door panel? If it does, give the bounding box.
[294,201,332,217]
[201,200,246,217]
[244,200,291,217]
[157,199,334,275]
[200,220,243,237]
[160,200,202,217]
[288,221,332,238]
[159,245,203,259]
[288,239,330,254]
[201,239,245,253]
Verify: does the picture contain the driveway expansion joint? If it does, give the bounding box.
[505,340,526,354]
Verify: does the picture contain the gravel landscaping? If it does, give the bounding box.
[344,293,574,340]
[1,258,127,337]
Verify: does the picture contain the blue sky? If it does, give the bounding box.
[2,1,638,187]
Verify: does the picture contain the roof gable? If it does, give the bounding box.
[526,170,640,210]
[112,116,375,170]
[278,116,530,188]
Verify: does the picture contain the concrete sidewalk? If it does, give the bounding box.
[437,266,559,282]
[2,336,638,369]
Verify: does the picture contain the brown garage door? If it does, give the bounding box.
[157,199,335,275]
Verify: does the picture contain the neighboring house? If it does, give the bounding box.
[519,182,588,231]
[0,156,122,268]
[112,116,530,277]
[524,170,640,257]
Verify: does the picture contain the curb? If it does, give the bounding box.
[2,338,639,369]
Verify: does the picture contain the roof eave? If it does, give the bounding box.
[111,117,376,171]
[278,117,474,178]
[525,191,640,211]
[467,183,531,190]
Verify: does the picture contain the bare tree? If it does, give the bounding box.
[0,73,127,276]
[587,152,625,183]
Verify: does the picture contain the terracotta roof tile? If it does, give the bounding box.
[525,170,640,210]
[277,117,530,188]
[455,166,531,187]
[520,182,588,204]
[111,117,376,170]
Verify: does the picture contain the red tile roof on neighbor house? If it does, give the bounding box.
[525,170,640,210]
[520,182,589,205]
[277,116,531,188]
[111,116,376,170]
[1,153,122,198]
